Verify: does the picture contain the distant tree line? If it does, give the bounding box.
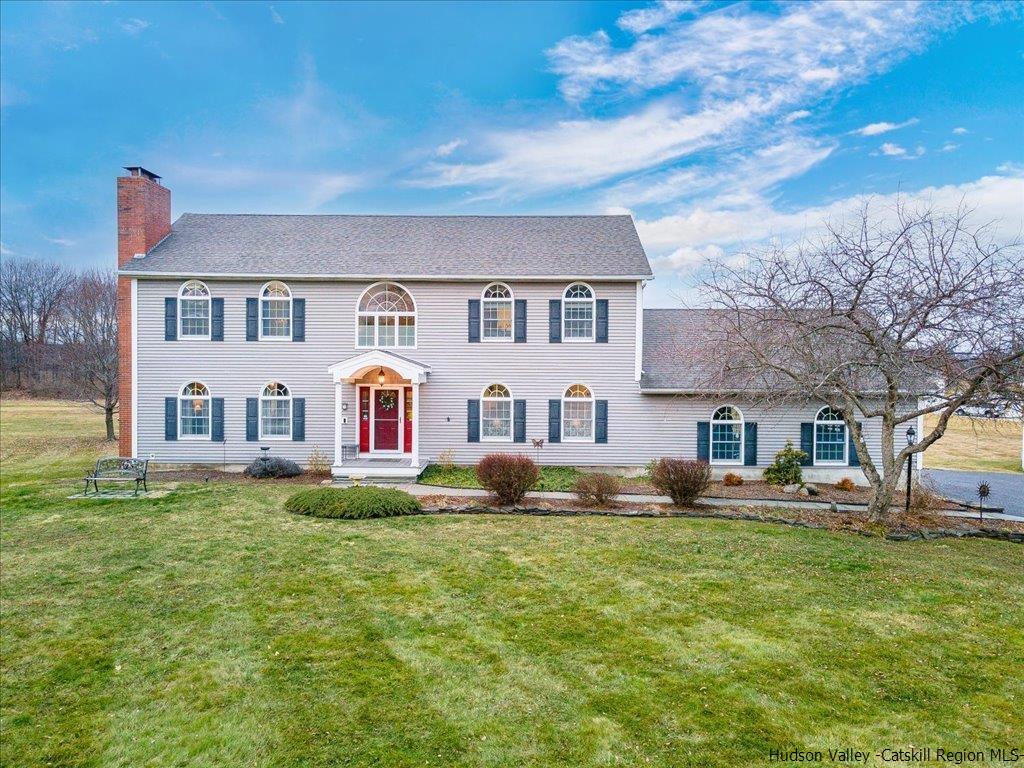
[0,257,118,440]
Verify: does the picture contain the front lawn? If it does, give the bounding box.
[924,413,1022,474]
[2,398,1022,767]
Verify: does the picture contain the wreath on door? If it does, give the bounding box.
[378,391,397,410]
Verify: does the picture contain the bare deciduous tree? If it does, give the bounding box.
[56,271,119,440]
[701,203,1023,521]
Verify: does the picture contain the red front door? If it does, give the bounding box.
[373,389,400,451]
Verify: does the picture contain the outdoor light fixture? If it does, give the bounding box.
[906,426,917,446]
[377,367,386,385]
[904,426,917,514]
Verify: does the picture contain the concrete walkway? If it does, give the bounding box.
[398,483,1022,521]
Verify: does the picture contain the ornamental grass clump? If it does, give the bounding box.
[571,472,621,507]
[244,456,303,479]
[285,487,421,519]
[475,453,539,505]
[649,458,711,506]
[722,472,744,487]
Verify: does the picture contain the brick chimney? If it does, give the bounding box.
[117,166,171,457]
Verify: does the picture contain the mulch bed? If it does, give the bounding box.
[618,478,881,505]
[149,469,328,485]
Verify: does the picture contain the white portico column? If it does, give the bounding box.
[333,379,343,467]
[410,382,420,466]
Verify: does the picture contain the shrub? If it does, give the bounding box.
[722,472,744,487]
[437,448,456,471]
[244,456,303,479]
[649,458,711,506]
[835,477,856,492]
[908,479,944,514]
[306,446,332,477]
[763,441,806,486]
[572,473,621,507]
[285,486,421,519]
[475,453,539,505]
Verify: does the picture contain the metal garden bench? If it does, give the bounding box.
[83,457,149,496]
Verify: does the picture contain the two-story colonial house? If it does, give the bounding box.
[116,167,887,483]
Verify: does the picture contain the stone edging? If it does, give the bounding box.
[417,504,1023,544]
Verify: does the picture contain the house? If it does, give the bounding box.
[116,167,885,483]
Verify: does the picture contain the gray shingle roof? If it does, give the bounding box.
[641,309,738,391]
[121,214,652,278]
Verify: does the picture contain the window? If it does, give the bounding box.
[260,281,292,339]
[260,382,292,439]
[482,283,513,341]
[562,383,594,441]
[179,281,211,338]
[481,383,512,441]
[563,283,595,340]
[179,381,210,438]
[814,406,847,465]
[357,282,416,348]
[710,405,743,464]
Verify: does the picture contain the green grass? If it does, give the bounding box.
[419,462,584,492]
[2,399,1023,767]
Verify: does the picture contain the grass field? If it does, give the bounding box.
[923,413,1022,473]
[1,399,1023,767]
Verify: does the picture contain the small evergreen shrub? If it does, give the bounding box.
[649,458,711,506]
[722,472,744,487]
[572,473,621,507]
[835,477,856,492]
[475,453,539,505]
[244,456,303,479]
[763,442,806,486]
[285,486,420,519]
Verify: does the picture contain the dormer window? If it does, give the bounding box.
[357,282,416,348]
[481,283,513,341]
[178,281,211,339]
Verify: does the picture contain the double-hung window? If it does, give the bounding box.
[260,382,292,439]
[563,283,595,341]
[179,281,211,339]
[562,384,594,441]
[260,281,292,339]
[710,406,743,464]
[481,384,512,440]
[481,283,513,341]
[179,381,211,438]
[814,407,847,465]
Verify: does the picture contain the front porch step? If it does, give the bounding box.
[331,458,427,483]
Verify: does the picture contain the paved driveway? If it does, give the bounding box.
[922,469,1024,518]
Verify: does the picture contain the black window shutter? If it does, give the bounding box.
[211,397,224,441]
[548,399,561,443]
[164,298,177,341]
[697,421,710,461]
[800,423,814,466]
[467,399,480,442]
[595,299,609,343]
[164,397,177,440]
[211,298,224,341]
[514,300,527,343]
[848,422,862,466]
[246,398,259,441]
[292,397,305,440]
[744,422,758,466]
[595,399,608,443]
[292,298,305,342]
[548,300,562,343]
[246,298,258,341]
[468,299,481,343]
[513,399,526,443]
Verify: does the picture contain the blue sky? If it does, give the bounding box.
[1,0,1022,305]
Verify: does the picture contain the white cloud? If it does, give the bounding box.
[435,139,465,157]
[166,163,363,208]
[119,18,151,35]
[269,6,284,24]
[617,1,700,35]
[784,110,811,123]
[952,126,969,135]
[0,242,13,256]
[44,236,75,247]
[853,118,918,136]
[941,142,958,152]
[879,142,906,156]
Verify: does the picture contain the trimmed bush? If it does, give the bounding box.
[244,456,303,479]
[722,472,744,487]
[285,486,421,519]
[476,453,539,505]
[649,458,711,506]
[835,477,856,492]
[572,473,621,507]
[763,441,806,487]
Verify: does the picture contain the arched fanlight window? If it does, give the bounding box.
[562,383,594,441]
[814,406,847,465]
[710,405,744,464]
[481,383,512,440]
[357,282,416,348]
[260,381,292,439]
[260,281,292,339]
[563,283,595,340]
[179,381,211,438]
[481,283,513,341]
[178,281,211,338]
